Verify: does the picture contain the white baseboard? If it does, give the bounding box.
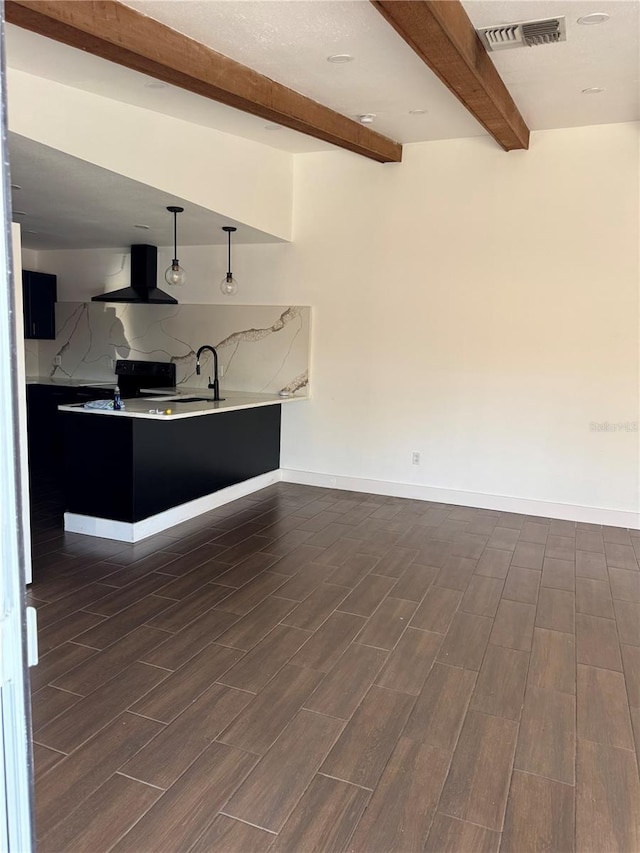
[63,466,640,540]
[64,470,282,542]
[280,468,640,530]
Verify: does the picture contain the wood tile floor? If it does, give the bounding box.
[28,478,640,852]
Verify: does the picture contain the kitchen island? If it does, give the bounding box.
[58,388,307,542]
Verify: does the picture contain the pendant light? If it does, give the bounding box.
[165,205,186,287]
[220,226,238,295]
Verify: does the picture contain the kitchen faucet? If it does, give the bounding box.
[195,345,224,401]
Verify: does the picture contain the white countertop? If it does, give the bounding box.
[57,387,308,419]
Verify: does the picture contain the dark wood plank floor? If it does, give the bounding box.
[27,477,640,852]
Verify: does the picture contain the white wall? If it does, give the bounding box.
[24,122,640,523]
[269,124,638,521]
[33,244,293,304]
[8,69,293,240]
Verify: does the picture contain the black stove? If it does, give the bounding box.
[115,360,176,398]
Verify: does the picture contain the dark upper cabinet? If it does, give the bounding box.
[23,270,57,340]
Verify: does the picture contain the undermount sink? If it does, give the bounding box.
[163,396,214,403]
[144,394,215,403]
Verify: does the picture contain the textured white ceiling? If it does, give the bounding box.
[122,0,486,143]
[5,24,335,156]
[5,0,639,251]
[464,0,640,129]
[123,0,639,135]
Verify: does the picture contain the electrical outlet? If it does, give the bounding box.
[109,357,115,371]
[411,451,421,465]
[219,364,224,378]
[53,356,62,366]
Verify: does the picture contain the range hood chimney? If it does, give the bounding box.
[92,245,178,304]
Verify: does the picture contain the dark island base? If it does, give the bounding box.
[62,405,281,524]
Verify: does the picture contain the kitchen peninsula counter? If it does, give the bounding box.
[58,387,307,419]
[60,389,307,542]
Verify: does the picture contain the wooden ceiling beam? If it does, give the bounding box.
[5,0,402,163]
[371,0,530,151]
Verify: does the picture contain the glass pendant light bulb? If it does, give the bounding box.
[165,205,186,287]
[220,272,237,295]
[165,261,186,287]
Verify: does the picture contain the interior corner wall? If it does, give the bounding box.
[258,123,639,520]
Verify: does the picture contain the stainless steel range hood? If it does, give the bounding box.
[92,244,178,304]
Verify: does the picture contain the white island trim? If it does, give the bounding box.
[64,470,281,542]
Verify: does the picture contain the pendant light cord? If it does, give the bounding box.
[221,226,237,286]
[167,205,184,265]
[165,206,186,286]
[173,211,178,263]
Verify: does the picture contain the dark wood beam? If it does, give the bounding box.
[6,0,402,163]
[371,0,530,151]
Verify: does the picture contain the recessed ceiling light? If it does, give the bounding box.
[13,211,27,216]
[358,114,376,124]
[25,230,39,235]
[134,224,150,230]
[577,12,609,24]
[145,80,168,89]
[11,184,21,190]
[408,109,427,115]
[582,87,605,94]
[264,123,283,131]
[327,54,354,64]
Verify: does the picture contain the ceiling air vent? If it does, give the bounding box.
[478,16,566,51]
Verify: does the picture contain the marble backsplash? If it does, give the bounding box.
[32,303,310,395]
[24,339,39,376]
